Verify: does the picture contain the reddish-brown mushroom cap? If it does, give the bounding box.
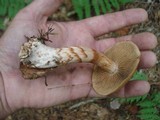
[92,41,140,96]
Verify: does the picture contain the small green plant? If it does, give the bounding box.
[137,90,160,120]
[0,0,133,29]
[116,71,160,120]
[117,90,160,120]
[131,71,148,80]
[72,0,133,19]
[118,94,148,104]
[0,0,32,29]
[116,70,148,104]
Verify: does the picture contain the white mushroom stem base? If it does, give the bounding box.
[19,38,118,79]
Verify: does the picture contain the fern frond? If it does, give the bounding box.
[92,0,100,15]
[72,0,84,19]
[118,0,133,5]
[84,0,91,18]
[137,114,160,120]
[72,0,133,19]
[25,0,32,4]
[0,19,5,30]
[131,71,148,80]
[138,100,155,107]
[1,0,8,5]
[117,94,147,104]
[0,4,7,16]
[151,92,160,104]
[8,0,14,4]
[135,91,160,120]
[8,5,15,18]
[0,0,32,30]
[99,0,107,14]
[110,0,120,10]
[104,0,112,12]
[138,108,158,114]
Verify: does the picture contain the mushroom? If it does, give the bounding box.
[92,41,140,95]
[19,37,118,79]
[19,37,140,95]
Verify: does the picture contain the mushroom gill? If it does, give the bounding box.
[92,41,140,95]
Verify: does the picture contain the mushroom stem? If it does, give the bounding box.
[19,38,117,74]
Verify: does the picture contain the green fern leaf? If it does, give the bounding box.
[137,114,160,120]
[131,71,148,80]
[18,0,25,8]
[104,0,112,12]
[138,108,158,114]
[18,1,25,10]
[118,0,133,5]
[0,4,7,16]
[116,98,126,103]
[134,94,147,103]
[0,0,32,30]
[125,96,139,103]
[140,94,148,101]
[0,0,8,16]
[0,23,5,30]
[92,0,100,15]
[84,0,91,18]
[25,0,32,4]
[0,0,7,5]
[71,0,133,20]
[6,0,9,6]
[72,0,84,19]
[0,19,5,30]
[8,0,15,4]
[138,100,155,107]
[151,92,160,105]
[8,4,17,18]
[117,94,147,104]
[99,0,107,14]
[110,0,120,10]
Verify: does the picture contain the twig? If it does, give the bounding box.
[69,98,102,110]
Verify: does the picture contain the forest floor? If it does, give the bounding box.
[2,0,160,120]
